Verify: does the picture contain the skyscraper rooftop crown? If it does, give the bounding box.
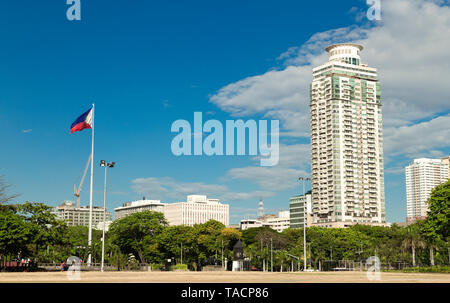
[326,43,364,65]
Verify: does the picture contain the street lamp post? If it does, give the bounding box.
[270,238,273,272]
[100,160,115,272]
[299,176,311,271]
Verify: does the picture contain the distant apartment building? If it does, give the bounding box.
[240,219,263,230]
[164,195,229,226]
[263,211,290,232]
[405,158,449,223]
[289,192,312,228]
[441,156,450,179]
[310,43,386,228]
[240,211,290,232]
[53,201,111,227]
[114,198,166,220]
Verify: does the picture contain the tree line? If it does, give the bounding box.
[1,176,449,271]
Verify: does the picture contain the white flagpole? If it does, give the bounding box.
[87,103,95,266]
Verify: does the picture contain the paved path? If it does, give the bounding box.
[0,271,449,283]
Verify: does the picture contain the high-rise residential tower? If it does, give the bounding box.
[405,158,449,223]
[310,43,386,228]
[441,156,450,179]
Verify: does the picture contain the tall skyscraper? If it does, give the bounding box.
[405,158,449,223]
[310,43,386,228]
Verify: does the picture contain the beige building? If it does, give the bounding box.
[406,158,449,223]
[310,43,386,228]
[240,219,263,230]
[263,211,290,232]
[53,201,111,227]
[164,195,229,226]
[114,198,166,220]
[441,156,450,179]
[240,211,290,232]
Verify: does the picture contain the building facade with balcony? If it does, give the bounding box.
[405,158,449,223]
[164,195,229,226]
[289,192,312,228]
[53,201,111,227]
[114,198,166,220]
[310,43,386,228]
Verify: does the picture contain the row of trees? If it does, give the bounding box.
[1,176,449,271]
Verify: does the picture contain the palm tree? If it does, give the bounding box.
[402,224,425,267]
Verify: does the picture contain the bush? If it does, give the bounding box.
[170,264,188,271]
[385,266,450,273]
[149,263,163,271]
[402,266,450,273]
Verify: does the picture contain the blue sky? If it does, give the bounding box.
[1,0,449,224]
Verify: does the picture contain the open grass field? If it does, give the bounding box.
[0,271,449,283]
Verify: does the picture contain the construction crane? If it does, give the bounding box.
[74,153,92,209]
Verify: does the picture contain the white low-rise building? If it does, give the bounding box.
[263,211,290,232]
[114,198,166,220]
[164,195,229,226]
[240,219,263,230]
[240,211,290,232]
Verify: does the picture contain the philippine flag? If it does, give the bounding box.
[70,107,93,134]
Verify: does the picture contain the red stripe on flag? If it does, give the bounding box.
[70,122,92,134]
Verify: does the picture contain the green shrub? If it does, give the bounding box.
[149,263,163,271]
[170,264,188,271]
[385,266,450,273]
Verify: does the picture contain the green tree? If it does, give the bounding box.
[108,211,168,263]
[0,211,31,261]
[158,225,195,265]
[402,222,426,267]
[193,220,225,265]
[15,202,69,263]
[422,179,450,265]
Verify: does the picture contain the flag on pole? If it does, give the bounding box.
[70,107,93,134]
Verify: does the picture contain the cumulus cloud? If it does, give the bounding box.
[209,0,450,153]
[131,176,271,202]
[384,114,450,159]
[132,1,450,219]
[227,143,310,191]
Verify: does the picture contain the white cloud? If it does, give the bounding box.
[131,176,270,202]
[227,143,310,191]
[209,0,450,161]
[384,114,450,158]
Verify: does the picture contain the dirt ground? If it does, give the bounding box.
[0,271,449,283]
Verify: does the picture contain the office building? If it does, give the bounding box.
[263,211,290,232]
[53,201,111,227]
[164,195,229,226]
[310,43,386,228]
[114,198,166,220]
[240,211,290,232]
[405,158,449,223]
[289,191,312,228]
[240,219,263,230]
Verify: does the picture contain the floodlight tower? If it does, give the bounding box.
[258,196,264,219]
